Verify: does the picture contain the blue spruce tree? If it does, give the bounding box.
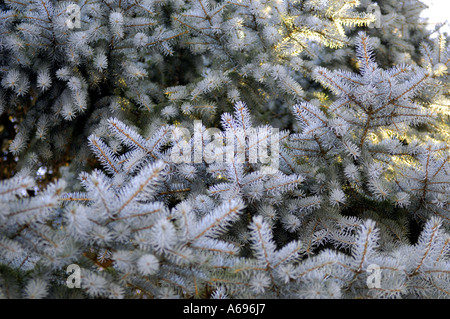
[0,0,449,299]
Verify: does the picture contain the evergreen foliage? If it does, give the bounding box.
[0,0,449,299]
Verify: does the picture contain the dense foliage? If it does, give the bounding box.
[0,0,449,299]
